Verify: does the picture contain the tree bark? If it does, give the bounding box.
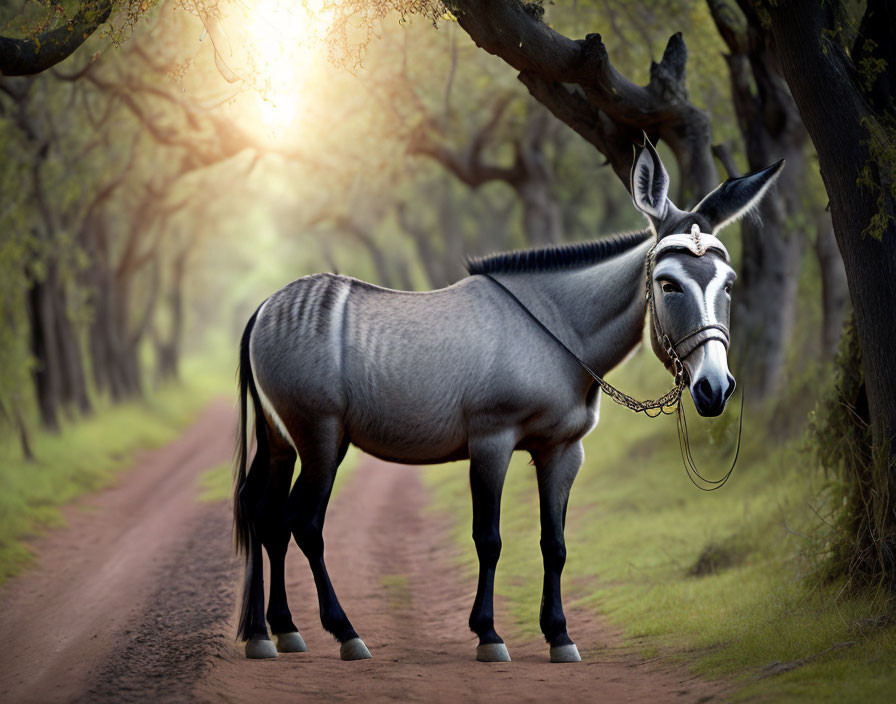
[757,0,896,585]
[0,1,113,76]
[449,0,717,203]
[759,0,896,450]
[815,214,849,358]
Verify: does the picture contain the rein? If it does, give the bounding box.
[483,274,685,418]
[481,226,743,491]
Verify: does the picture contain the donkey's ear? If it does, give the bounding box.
[694,160,785,233]
[630,137,669,222]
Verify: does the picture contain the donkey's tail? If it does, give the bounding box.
[234,306,264,560]
[234,306,270,641]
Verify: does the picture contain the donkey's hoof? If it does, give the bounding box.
[245,638,278,659]
[340,637,372,660]
[274,632,307,653]
[476,643,511,662]
[550,643,581,663]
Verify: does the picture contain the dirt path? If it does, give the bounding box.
[0,400,728,703]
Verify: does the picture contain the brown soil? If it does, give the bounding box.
[0,400,729,703]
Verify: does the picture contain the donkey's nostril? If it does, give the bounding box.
[694,378,714,407]
[724,374,736,401]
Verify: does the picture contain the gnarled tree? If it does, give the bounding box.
[447,0,718,204]
[755,0,896,585]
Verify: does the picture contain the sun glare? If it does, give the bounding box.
[245,0,329,138]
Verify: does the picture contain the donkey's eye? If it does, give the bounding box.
[660,280,682,294]
[724,282,733,294]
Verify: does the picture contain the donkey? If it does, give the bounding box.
[234,139,783,663]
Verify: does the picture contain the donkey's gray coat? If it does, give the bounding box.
[234,140,784,663]
[251,233,650,466]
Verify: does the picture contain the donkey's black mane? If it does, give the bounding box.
[465,230,651,276]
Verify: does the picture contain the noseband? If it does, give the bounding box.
[646,225,732,384]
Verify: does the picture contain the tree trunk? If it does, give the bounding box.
[26,272,62,432]
[438,187,467,285]
[516,177,562,246]
[760,0,896,584]
[84,223,141,401]
[53,283,92,415]
[14,404,35,462]
[155,248,188,383]
[814,214,849,358]
[398,202,449,289]
[25,142,93,425]
[349,227,395,288]
[732,207,802,398]
[708,0,810,400]
[762,0,896,449]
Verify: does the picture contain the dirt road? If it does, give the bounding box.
[0,400,726,703]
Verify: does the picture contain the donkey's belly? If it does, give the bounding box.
[344,393,470,464]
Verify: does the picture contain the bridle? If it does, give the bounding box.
[645,224,741,491]
[646,224,732,386]
[482,223,742,490]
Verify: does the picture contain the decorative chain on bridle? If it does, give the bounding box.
[483,224,742,491]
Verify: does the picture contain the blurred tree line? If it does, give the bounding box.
[0,1,893,587]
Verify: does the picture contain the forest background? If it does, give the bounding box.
[1,1,895,701]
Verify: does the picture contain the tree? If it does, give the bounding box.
[754,0,896,584]
[706,0,848,397]
[410,95,566,246]
[0,1,113,76]
[447,0,718,205]
[0,75,96,429]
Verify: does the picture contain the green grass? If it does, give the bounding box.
[422,346,896,703]
[197,444,365,504]
[0,356,232,584]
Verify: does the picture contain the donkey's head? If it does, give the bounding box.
[631,138,784,417]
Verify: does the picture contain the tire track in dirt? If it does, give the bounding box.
[0,400,729,703]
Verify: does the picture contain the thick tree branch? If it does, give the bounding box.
[449,0,717,202]
[0,1,112,76]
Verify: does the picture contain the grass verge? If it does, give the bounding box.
[422,347,896,703]
[0,356,231,584]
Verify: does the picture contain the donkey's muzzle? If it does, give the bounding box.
[692,373,735,417]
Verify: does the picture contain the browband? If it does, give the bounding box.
[653,224,729,262]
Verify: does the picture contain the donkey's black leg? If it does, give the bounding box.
[468,434,513,662]
[288,421,367,660]
[533,441,584,663]
[238,447,278,659]
[261,445,306,653]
